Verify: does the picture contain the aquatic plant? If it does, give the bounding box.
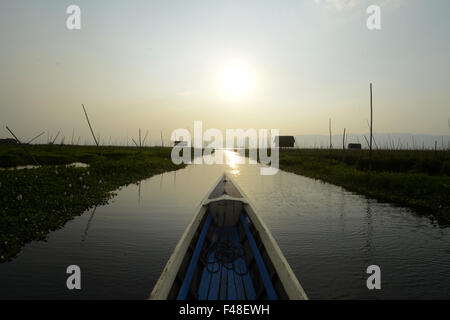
[278,149,450,222]
[0,146,185,262]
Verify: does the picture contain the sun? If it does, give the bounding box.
[217,61,254,101]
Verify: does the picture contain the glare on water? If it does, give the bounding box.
[224,149,241,176]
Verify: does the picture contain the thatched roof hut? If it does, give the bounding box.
[275,136,295,148]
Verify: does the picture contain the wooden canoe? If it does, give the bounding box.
[149,173,308,300]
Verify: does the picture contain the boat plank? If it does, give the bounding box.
[198,227,220,300]
[226,226,240,300]
[197,256,213,300]
[230,227,255,300]
[227,264,237,300]
[218,228,229,300]
[240,213,278,300]
[207,259,221,300]
[177,215,212,300]
[219,264,228,300]
[233,270,246,300]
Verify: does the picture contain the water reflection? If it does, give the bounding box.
[363,202,375,261]
[224,149,241,176]
[202,149,242,176]
[138,181,141,207]
[80,206,97,246]
[159,172,164,192]
[0,152,449,299]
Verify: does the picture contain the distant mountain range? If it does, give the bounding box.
[293,133,450,150]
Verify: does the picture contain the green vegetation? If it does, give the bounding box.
[2,145,449,261]
[0,145,184,262]
[279,149,450,222]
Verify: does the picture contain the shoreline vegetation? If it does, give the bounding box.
[1,145,449,262]
[0,145,185,262]
[277,149,450,223]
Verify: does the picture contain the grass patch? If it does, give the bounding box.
[0,145,184,262]
[278,149,450,222]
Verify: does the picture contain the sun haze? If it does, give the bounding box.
[217,60,255,101]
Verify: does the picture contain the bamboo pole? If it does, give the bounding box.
[329,118,332,149]
[52,131,60,145]
[139,128,142,148]
[131,137,139,148]
[5,126,40,165]
[365,120,378,149]
[142,130,149,147]
[363,135,370,149]
[81,104,99,147]
[370,83,373,167]
[27,131,45,144]
[342,128,346,150]
[5,126,22,144]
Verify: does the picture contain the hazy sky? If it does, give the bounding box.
[1,0,449,145]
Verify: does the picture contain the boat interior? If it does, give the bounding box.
[166,176,289,300]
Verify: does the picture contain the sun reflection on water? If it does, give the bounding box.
[224,149,242,176]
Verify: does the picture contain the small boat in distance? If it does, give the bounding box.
[149,173,308,300]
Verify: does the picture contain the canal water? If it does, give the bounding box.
[0,151,449,299]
